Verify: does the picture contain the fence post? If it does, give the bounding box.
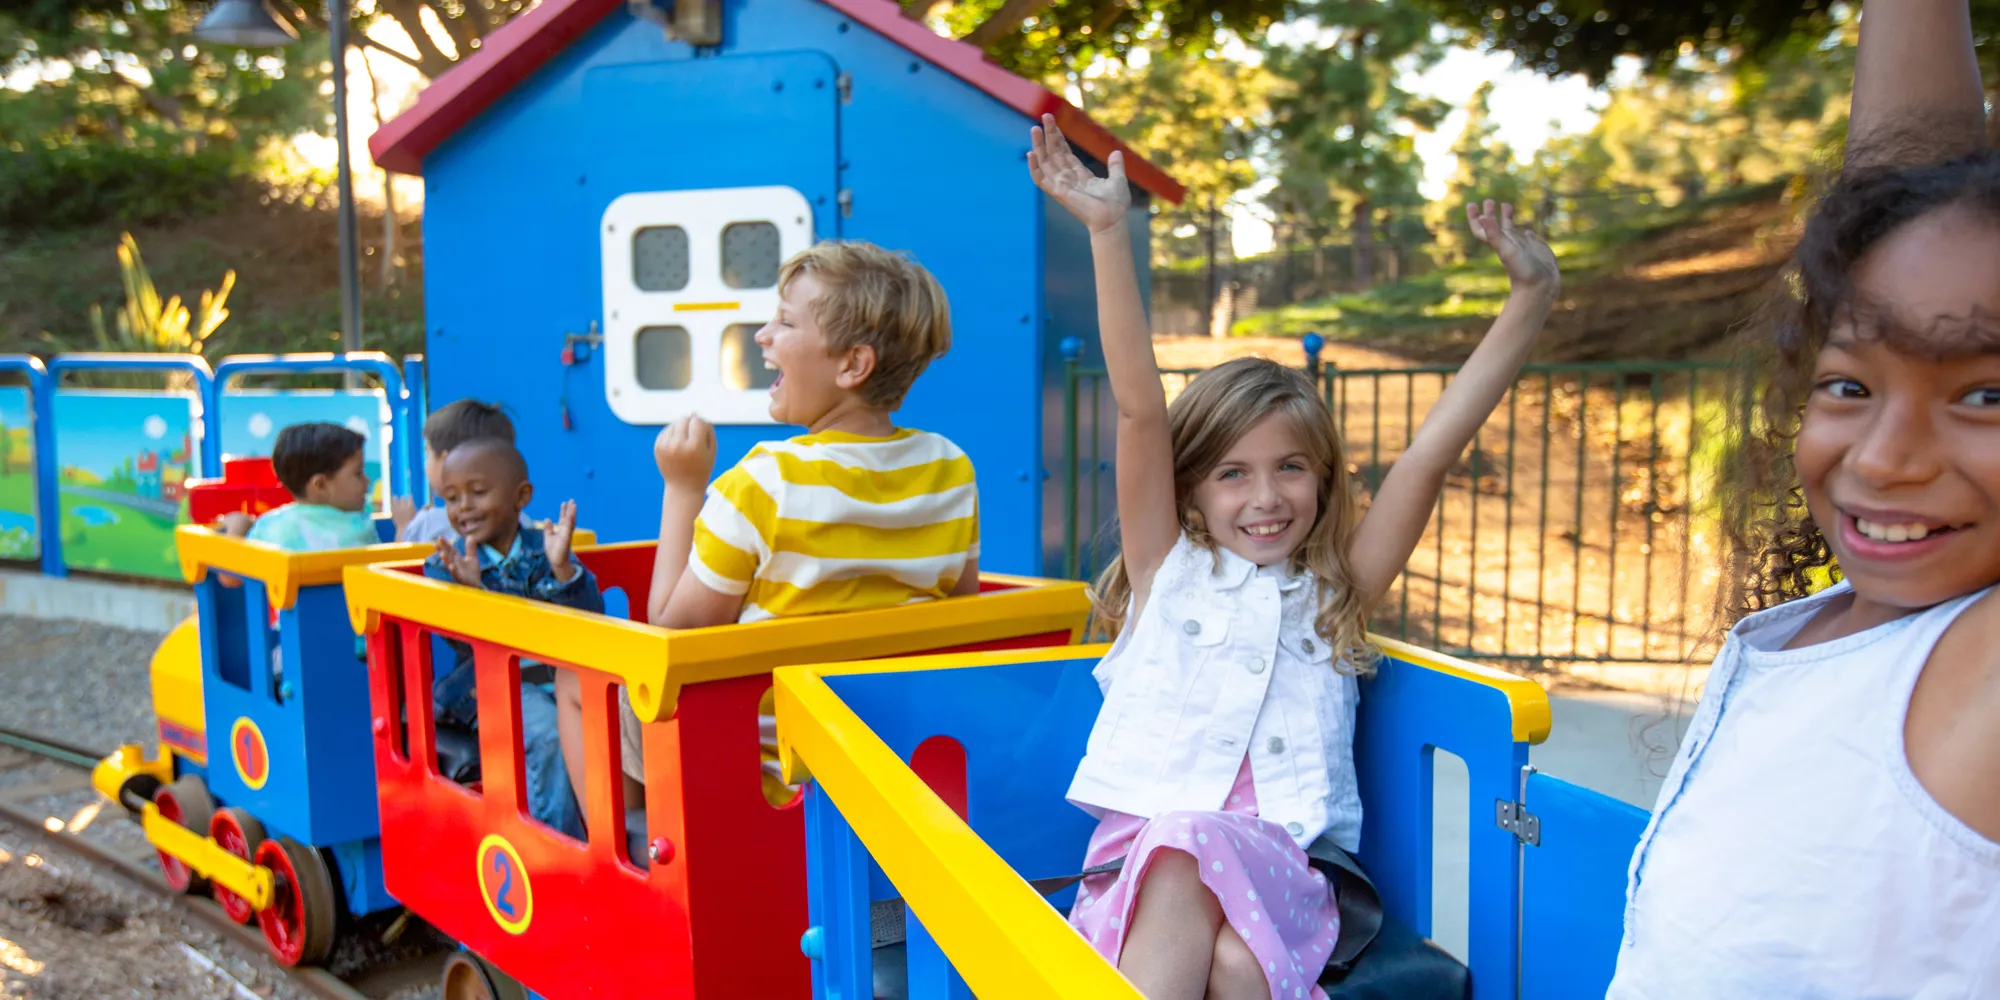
[0,356,62,577]
[1060,337,1083,581]
[402,355,428,507]
[1302,332,1325,394]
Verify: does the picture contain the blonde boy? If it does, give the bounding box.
[556,241,980,809]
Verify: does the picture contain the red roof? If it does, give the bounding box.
[367,0,1184,203]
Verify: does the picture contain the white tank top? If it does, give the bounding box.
[1608,582,2000,999]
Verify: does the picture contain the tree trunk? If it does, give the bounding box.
[1350,198,1375,290]
[1988,85,2000,148]
[1281,223,1296,305]
[361,49,399,289]
[1204,197,1221,338]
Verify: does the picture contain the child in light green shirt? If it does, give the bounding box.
[221,422,379,551]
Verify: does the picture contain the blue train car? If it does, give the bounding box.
[367,0,1181,575]
[94,519,432,967]
[774,639,1654,999]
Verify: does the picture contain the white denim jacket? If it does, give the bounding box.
[1067,533,1363,851]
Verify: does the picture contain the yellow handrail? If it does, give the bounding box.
[773,649,1143,1000]
[343,559,1090,724]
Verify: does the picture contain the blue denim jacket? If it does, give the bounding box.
[423,526,603,727]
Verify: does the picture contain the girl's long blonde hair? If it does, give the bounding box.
[1090,357,1377,674]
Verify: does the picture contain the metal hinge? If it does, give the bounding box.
[837,189,853,219]
[1496,799,1540,846]
[836,71,852,104]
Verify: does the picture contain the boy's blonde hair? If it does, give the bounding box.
[1090,358,1377,675]
[779,241,951,410]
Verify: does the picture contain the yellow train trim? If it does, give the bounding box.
[91,745,173,805]
[150,617,206,764]
[774,660,1144,999]
[342,551,1088,725]
[176,524,598,611]
[139,804,275,911]
[1370,635,1552,743]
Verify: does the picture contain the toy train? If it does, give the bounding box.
[86,448,1649,999]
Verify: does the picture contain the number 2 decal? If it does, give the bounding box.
[490,851,517,917]
[476,835,533,934]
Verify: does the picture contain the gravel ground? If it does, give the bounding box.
[0,616,163,755]
[0,615,447,1000]
[0,816,318,1000]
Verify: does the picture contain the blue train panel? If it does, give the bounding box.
[1520,771,1650,999]
[195,574,382,850]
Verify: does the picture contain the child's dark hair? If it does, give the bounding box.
[1728,148,2000,617]
[424,400,515,455]
[272,422,366,495]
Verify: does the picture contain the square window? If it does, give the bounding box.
[720,323,777,391]
[633,226,690,292]
[635,326,692,390]
[721,222,782,290]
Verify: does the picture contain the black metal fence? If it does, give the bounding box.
[1062,345,1743,666]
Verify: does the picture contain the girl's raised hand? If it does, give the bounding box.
[1467,200,1559,297]
[1029,113,1130,235]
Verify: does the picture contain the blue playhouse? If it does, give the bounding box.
[368,0,1181,574]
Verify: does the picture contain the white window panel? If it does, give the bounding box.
[601,186,814,426]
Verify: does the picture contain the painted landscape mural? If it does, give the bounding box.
[3,389,391,580]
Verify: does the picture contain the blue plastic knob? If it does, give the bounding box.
[800,925,825,960]
[1302,332,1325,358]
[1059,336,1084,361]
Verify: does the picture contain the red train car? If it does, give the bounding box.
[343,541,1088,999]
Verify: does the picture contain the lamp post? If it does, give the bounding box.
[196,0,362,358]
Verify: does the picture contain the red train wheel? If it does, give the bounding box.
[441,951,528,1000]
[208,808,266,924]
[255,837,337,966]
[153,776,215,894]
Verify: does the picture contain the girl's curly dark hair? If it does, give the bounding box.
[1727,148,2000,620]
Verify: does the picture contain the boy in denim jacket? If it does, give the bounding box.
[424,438,600,839]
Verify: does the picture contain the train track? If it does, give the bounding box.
[0,726,440,1000]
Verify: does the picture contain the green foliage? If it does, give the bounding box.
[1263,0,1447,285]
[85,233,233,356]
[0,1,328,230]
[1079,39,1274,263]
[1234,186,1742,342]
[1434,81,1530,260]
[0,142,241,229]
[1530,28,1850,237]
[932,0,1296,83]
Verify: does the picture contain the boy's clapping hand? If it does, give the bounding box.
[433,536,485,587]
[545,500,580,582]
[655,415,717,492]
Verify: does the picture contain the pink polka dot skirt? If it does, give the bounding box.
[1068,757,1339,999]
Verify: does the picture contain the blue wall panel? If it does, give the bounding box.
[422,0,1055,572]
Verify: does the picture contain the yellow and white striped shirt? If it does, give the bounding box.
[689,428,979,622]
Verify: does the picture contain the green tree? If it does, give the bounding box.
[923,0,1296,82]
[1082,40,1273,323]
[1435,81,1529,259]
[0,1,330,227]
[1264,0,1446,288]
